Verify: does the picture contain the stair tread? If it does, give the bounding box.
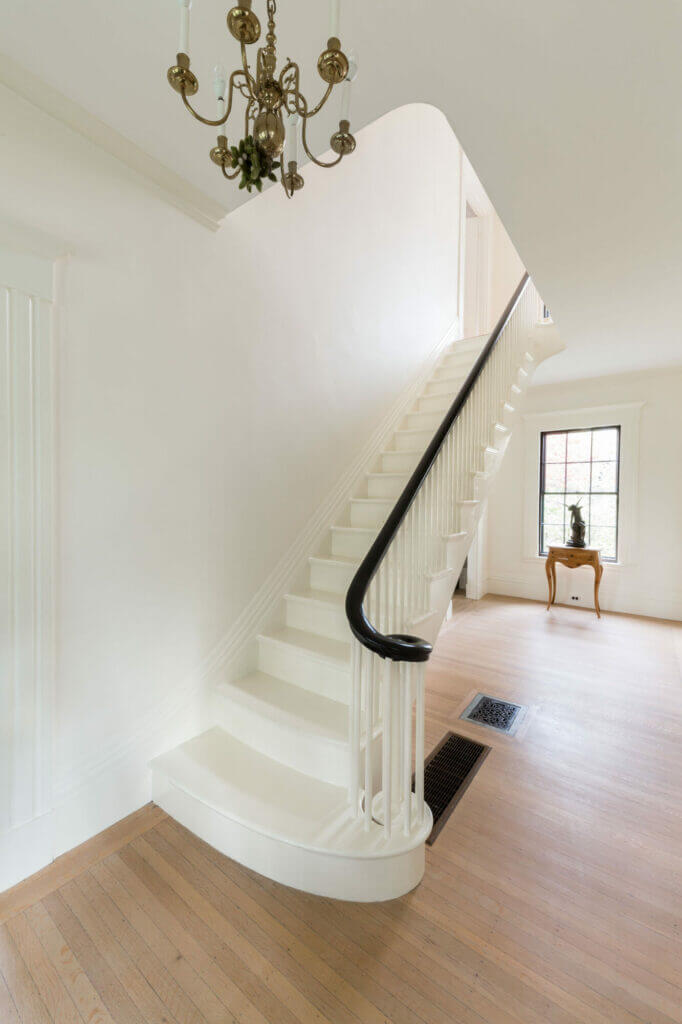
[152,727,426,856]
[310,554,359,566]
[216,671,347,743]
[287,587,345,608]
[259,626,350,666]
[350,497,393,506]
[332,524,377,534]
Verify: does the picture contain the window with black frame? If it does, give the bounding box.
[539,426,620,560]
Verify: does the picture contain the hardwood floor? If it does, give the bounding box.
[1,594,681,1024]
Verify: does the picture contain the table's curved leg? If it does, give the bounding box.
[545,557,553,610]
[594,563,603,618]
[551,561,557,605]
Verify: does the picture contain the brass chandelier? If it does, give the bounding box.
[167,0,357,198]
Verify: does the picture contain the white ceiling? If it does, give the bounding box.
[3,0,682,384]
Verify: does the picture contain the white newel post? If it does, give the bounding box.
[0,240,57,891]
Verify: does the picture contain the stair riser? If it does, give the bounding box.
[417,394,452,415]
[331,529,375,560]
[210,690,348,787]
[405,411,442,432]
[380,451,419,474]
[257,636,350,704]
[440,353,477,373]
[394,430,430,452]
[366,475,407,499]
[425,378,462,397]
[285,596,350,644]
[350,501,391,529]
[309,558,357,594]
[433,364,469,382]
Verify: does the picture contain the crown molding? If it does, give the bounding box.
[0,53,227,232]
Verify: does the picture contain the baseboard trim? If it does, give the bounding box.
[485,573,682,622]
[0,813,55,895]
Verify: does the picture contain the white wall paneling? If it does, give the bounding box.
[0,244,56,890]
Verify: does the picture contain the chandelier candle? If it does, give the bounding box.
[178,0,191,56]
[166,0,356,198]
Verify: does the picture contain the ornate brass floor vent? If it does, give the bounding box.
[422,732,490,845]
[461,693,526,735]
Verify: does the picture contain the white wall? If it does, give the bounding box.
[485,369,682,622]
[1,87,491,867]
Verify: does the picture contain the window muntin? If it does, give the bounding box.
[539,426,620,560]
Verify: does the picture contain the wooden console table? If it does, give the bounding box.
[545,545,604,618]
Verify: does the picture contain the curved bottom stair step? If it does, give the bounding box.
[151,727,432,901]
[212,671,349,786]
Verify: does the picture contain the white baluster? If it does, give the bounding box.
[402,663,412,835]
[415,663,425,823]
[349,639,360,813]
[382,658,394,840]
[364,650,374,831]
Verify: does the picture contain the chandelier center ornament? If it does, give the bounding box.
[166,0,358,198]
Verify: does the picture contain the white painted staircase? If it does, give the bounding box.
[151,278,562,901]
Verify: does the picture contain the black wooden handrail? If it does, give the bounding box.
[345,272,531,663]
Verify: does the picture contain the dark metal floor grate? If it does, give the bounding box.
[422,732,490,845]
[461,693,525,735]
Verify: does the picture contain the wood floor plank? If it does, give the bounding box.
[0,922,53,1024]
[116,844,273,1024]
[5,913,82,1024]
[43,891,148,1024]
[90,860,231,1024]
[0,969,22,1024]
[134,833,357,1024]
[74,870,208,1024]
[58,878,182,1024]
[24,901,117,1024]
[2,596,680,1024]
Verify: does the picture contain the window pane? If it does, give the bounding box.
[544,462,566,491]
[590,494,617,526]
[542,494,565,525]
[592,428,619,461]
[591,526,617,559]
[591,461,617,492]
[539,426,619,560]
[543,433,566,462]
[566,461,591,492]
[567,430,591,462]
[543,524,566,549]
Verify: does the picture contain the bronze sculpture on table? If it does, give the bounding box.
[566,501,586,547]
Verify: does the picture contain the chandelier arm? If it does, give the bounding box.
[280,62,333,121]
[280,163,294,199]
[240,42,256,90]
[180,69,248,127]
[245,98,256,138]
[300,111,343,168]
[301,82,334,119]
[221,163,241,181]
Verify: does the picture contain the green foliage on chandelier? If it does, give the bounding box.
[230,136,280,193]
